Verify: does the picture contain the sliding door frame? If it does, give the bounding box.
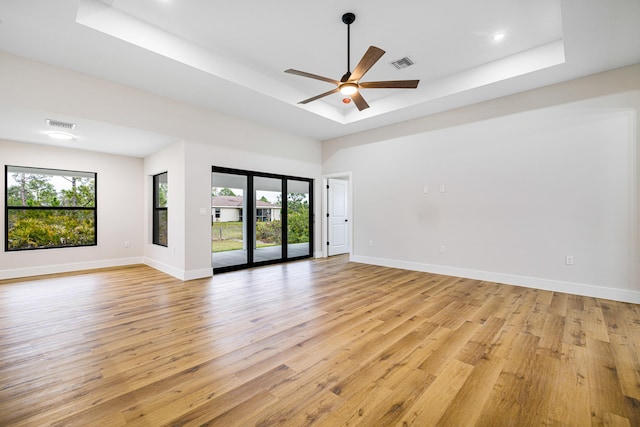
[212,166,313,273]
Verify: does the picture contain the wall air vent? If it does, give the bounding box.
[46,119,76,130]
[390,56,415,70]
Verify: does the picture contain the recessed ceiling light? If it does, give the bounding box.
[46,131,75,140]
[493,33,505,41]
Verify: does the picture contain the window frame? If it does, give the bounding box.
[152,172,168,247]
[256,208,270,222]
[5,165,97,251]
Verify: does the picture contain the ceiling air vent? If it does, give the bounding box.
[390,56,415,70]
[46,119,76,130]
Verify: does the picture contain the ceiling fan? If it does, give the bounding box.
[285,12,419,111]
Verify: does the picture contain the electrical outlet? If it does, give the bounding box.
[565,255,574,265]
[124,241,130,248]
[440,184,446,193]
[440,245,445,253]
[369,240,374,247]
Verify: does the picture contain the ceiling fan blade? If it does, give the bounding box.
[359,80,420,89]
[298,88,340,104]
[349,46,385,82]
[351,91,370,111]
[285,69,339,85]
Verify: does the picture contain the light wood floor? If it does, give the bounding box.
[1,257,639,426]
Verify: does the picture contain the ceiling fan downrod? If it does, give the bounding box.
[341,12,355,82]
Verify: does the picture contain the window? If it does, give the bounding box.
[256,208,271,222]
[152,172,168,246]
[214,208,221,219]
[5,165,97,251]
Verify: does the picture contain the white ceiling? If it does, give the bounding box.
[0,0,639,157]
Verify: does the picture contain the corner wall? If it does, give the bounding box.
[143,140,188,279]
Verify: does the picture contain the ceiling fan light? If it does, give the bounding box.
[339,83,358,96]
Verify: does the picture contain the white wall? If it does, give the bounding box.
[0,140,144,278]
[323,68,640,303]
[217,208,240,223]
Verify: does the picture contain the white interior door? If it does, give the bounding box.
[328,178,349,256]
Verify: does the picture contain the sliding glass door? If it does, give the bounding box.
[253,176,283,263]
[287,179,311,258]
[211,167,313,272]
[211,171,248,270]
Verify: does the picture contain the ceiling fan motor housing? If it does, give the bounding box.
[342,13,355,25]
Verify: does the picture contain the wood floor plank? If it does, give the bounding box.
[1,257,639,426]
[475,332,540,426]
[549,291,568,316]
[437,353,506,426]
[456,315,506,366]
[321,318,439,425]
[161,365,293,426]
[608,333,640,400]
[417,320,481,376]
[395,358,474,426]
[538,313,565,359]
[586,337,633,421]
[583,297,610,342]
[549,343,591,426]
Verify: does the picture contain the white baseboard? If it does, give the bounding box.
[0,256,214,282]
[0,257,144,280]
[184,268,213,281]
[142,257,212,281]
[5,254,635,303]
[350,255,640,304]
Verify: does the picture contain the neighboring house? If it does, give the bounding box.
[211,196,281,222]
